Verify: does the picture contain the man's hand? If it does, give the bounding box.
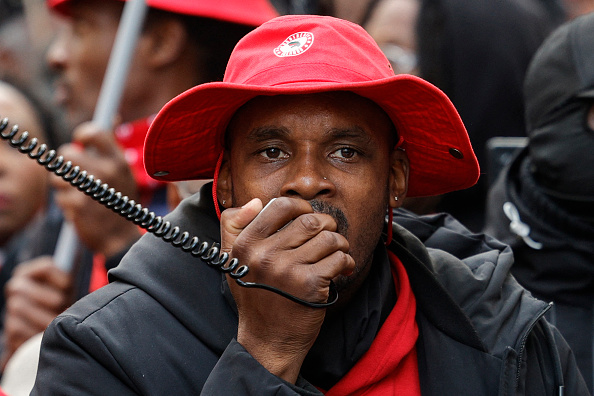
[2,256,73,370]
[52,121,141,257]
[220,197,355,384]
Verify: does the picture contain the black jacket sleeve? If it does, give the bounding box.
[201,339,322,396]
[32,314,137,395]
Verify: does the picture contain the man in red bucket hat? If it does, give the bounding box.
[33,15,587,395]
[1,0,277,382]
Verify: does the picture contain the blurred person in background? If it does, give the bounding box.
[0,0,277,377]
[361,0,445,217]
[406,0,557,230]
[0,78,63,361]
[484,12,594,393]
[0,0,66,143]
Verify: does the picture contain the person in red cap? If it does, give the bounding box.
[1,0,277,380]
[33,15,587,395]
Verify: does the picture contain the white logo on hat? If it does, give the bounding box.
[274,32,314,57]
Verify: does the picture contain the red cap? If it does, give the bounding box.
[47,0,279,27]
[144,15,480,197]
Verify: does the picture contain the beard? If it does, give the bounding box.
[309,198,384,294]
[309,199,349,239]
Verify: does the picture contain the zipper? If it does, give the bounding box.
[515,302,553,384]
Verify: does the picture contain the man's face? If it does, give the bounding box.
[46,0,122,128]
[220,92,407,293]
[0,85,50,246]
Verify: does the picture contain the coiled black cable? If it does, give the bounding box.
[0,117,337,308]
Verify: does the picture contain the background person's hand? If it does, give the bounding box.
[1,256,73,370]
[52,121,141,257]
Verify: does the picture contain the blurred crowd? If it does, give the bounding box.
[0,0,592,394]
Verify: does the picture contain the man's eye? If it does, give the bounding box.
[260,147,288,159]
[332,148,357,159]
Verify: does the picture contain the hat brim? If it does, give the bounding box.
[144,74,479,197]
[48,0,278,26]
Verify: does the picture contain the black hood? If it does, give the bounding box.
[523,12,594,201]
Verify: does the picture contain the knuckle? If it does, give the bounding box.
[5,295,25,316]
[332,250,345,264]
[233,238,272,270]
[319,230,338,246]
[5,276,25,296]
[220,208,233,224]
[232,234,250,254]
[334,250,352,268]
[298,213,321,233]
[341,251,352,265]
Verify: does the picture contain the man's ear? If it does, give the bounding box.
[139,17,188,69]
[216,152,233,209]
[389,148,409,208]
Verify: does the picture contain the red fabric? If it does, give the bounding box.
[115,116,165,206]
[89,254,109,292]
[48,0,278,27]
[322,252,421,396]
[144,15,479,198]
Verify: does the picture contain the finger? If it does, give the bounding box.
[291,229,349,264]
[273,250,353,305]
[271,212,338,250]
[9,257,72,293]
[53,181,87,210]
[6,275,71,311]
[220,198,263,253]
[50,171,72,191]
[71,121,120,156]
[223,198,263,235]
[300,249,355,285]
[5,296,62,335]
[242,197,315,239]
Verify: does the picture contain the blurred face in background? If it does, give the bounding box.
[364,0,420,76]
[46,0,122,128]
[0,82,50,246]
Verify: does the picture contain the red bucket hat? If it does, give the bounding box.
[144,15,480,197]
[47,0,279,27]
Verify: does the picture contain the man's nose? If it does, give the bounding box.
[46,25,70,72]
[279,154,335,201]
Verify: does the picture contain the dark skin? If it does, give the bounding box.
[217,92,409,383]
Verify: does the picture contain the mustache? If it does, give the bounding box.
[309,199,349,237]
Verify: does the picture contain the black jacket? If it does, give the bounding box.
[32,185,588,395]
[485,148,594,393]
